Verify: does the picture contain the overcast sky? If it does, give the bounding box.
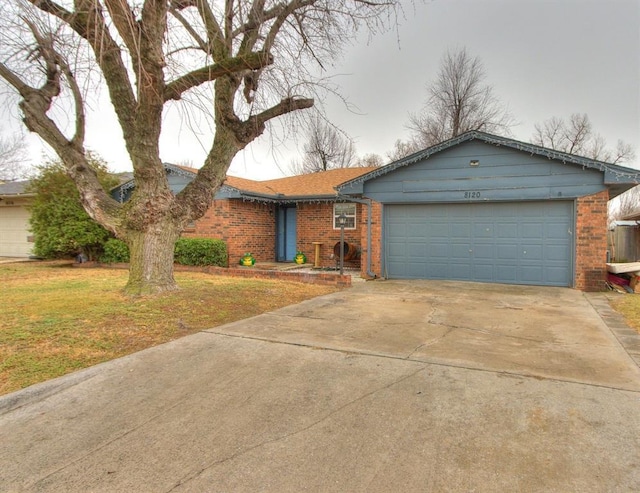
[17,0,640,179]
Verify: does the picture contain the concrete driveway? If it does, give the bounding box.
[1,280,639,492]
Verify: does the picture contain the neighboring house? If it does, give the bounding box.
[0,172,133,259]
[0,180,34,258]
[112,131,640,291]
[608,220,640,263]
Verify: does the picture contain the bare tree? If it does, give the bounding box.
[408,47,514,148]
[532,113,636,164]
[0,130,28,181]
[0,0,397,294]
[355,153,384,168]
[608,185,640,229]
[291,116,356,174]
[386,138,420,161]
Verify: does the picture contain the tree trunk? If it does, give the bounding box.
[124,219,181,295]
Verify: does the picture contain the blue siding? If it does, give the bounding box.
[363,141,606,203]
[112,167,196,203]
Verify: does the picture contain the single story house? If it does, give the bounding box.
[0,180,34,257]
[113,131,640,291]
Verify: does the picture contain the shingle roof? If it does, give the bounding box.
[172,164,376,199]
[0,180,32,197]
[224,167,377,198]
[112,164,377,202]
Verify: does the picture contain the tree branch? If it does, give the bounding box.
[250,96,314,128]
[28,0,137,141]
[195,0,227,59]
[164,51,273,101]
[169,6,209,52]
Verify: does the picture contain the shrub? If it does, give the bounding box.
[100,239,130,263]
[99,238,227,266]
[174,238,227,267]
[27,157,117,261]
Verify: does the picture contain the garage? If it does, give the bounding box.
[384,201,573,286]
[337,131,640,290]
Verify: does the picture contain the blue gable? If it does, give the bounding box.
[111,163,197,203]
[337,131,640,202]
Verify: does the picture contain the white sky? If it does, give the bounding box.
[16,0,640,180]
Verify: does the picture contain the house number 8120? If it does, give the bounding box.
[464,191,481,199]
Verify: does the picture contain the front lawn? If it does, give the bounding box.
[0,261,340,395]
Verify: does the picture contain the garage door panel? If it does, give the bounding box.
[496,265,518,282]
[385,202,573,286]
[0,206,32,257]
[473,244,495,260]
[429,243,449,258]
[521,265,544,283]
[473,263,494,279]
[450,243,471,259]
[497,223,518,238]
[521,223,543,238]
[521,245,543,260]
[428,263,448,277]
[547,224,569,238]
[546,245,568,261]
[474,223,493,237]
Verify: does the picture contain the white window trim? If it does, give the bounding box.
[333,203,357,230]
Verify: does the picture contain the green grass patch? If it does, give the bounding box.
[0,261,340,395]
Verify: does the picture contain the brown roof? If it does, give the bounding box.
[171,163,376,199]
[224,167,377,198]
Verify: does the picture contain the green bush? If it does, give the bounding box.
[100,239,130,263]
[99,238,227,266]
[27,157,118,261]
[174,238,227,267]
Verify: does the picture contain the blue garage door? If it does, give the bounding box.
[385,202,573,286]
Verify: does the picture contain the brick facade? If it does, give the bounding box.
[184,199,365,269]
[296,202,363,269]
[359,200,382,278]
[184,190,610,291]
[184,199,276,266]
[575,190,609,291]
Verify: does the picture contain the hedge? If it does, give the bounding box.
[174,238,227,266]
[100,238,227,267]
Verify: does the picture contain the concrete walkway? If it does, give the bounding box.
[1,280,639,492]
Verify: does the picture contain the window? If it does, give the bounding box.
[333,203,356,230]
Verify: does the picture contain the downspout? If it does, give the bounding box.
[337,194,376,279]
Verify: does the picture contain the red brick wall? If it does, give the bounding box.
[296,202,363,268]
[183,199,276,265]
[575,190,609,291]
[360,200,382,278]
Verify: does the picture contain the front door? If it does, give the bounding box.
[277,207,297,261]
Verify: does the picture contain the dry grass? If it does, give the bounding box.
[610,295,640,334]
[0,261,341,395]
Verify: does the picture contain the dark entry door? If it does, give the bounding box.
[277,207,297,261]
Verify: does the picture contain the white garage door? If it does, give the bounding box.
[385,201,573,286]
[0,206,33,257]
